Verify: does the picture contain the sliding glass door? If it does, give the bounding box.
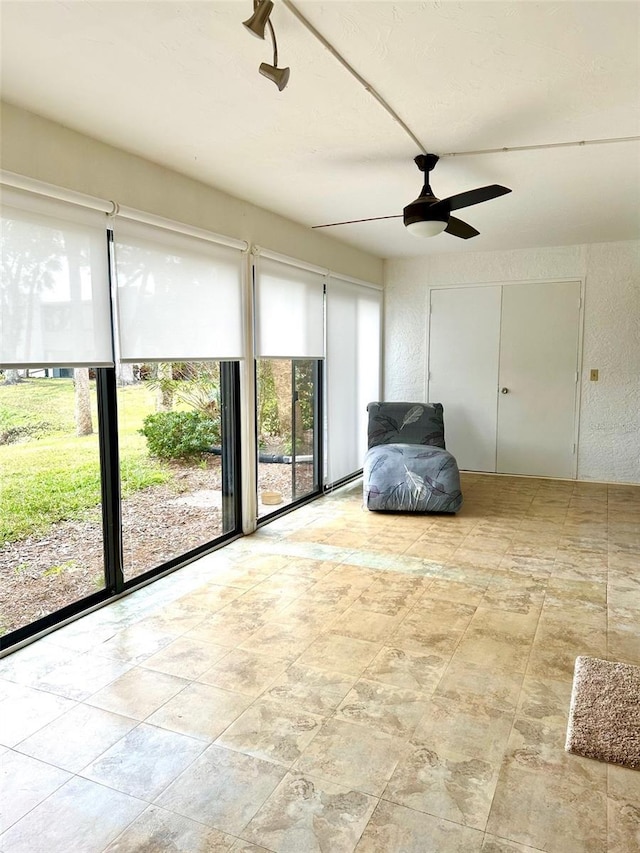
[256,357,321,517]
[253,254,325,519]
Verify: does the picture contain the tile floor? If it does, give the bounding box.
[0,473,639,852]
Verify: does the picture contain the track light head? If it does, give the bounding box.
[243,0,274,39]
[259,61,290,91]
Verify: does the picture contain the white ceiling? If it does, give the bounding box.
[1,0,639,258]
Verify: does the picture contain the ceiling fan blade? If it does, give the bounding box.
[445,217,480,239]
[443,184,511,212]
[312,214,402,229]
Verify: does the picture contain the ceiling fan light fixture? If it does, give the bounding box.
[405,219,448,238]
[243,0,274,39]
[403,195,448,237]
[259,62,290,90]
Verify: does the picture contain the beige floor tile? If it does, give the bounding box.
[0,751,70,833]
[392,600,476,656]
[185,610,269,646]
[498,554,555,577]
[0,642,78,688]
[486,761,607,853]
[242,771,377,852]
[197,648,289,696]
[453,608,539,674]
[355,799,484,852]
[0,776,147,853]
[81,722,206,799]
[265,663,356,715]
[215,697,323,766]
[515,676,573,727]
[481,836,542,852]
[0,685,76,747]
[607,764,640,853]
[295,717,405,796]
[134,605,209,636]
[336,678,430,737]
[504,716,606,788]
[297,633,381,676]
[14,703,137,773]
[607,616,640,665]
[481,574,547,615]
[85,666,189,720]
[527,615,607,680]
[505,541,558,561]
[450,548,505,570]
[363,646,448,694]
[434,658,523,713]
[176,582,244,612]
[412,696,513,764]
[543,577,607,618]
[275,558,340,581]
[156,745,286,835]
[239,622,316,661]
[384,739,500,830]
[425,578,489,605]
[404,539,459,560]
[276,594,343,623]
[93,624,175,664]
[141,636,229,679]
[27,653,133,701]
[608,579,640,620]
[103,804,235,852]
[329,605,407,643]
[147,681,253,741]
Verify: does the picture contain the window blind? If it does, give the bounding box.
[113,218,245,362]
[0,187,113,368]
[254,255,325,358]
[325,275,382,485]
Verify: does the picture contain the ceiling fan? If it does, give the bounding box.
[313,153,512,239]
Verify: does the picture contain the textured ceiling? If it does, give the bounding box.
[1,0,639,258]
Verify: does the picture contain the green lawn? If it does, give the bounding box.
[0,378,170,544]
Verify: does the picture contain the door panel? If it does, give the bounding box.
[428,286,502,472]
[497,281,581,478]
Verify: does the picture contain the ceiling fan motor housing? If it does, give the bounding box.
[403,153,448,227]
[403,195,448,227]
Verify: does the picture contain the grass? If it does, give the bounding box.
[0,378,170,544]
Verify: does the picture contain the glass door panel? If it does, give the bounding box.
[0,369,105,637]
[256,358,320,518]
[117,360,236,581]
[291,359,318,502]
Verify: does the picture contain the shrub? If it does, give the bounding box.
[140,411,220,460]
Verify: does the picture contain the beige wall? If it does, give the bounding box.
[0,102,383,284]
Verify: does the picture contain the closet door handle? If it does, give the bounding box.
[501,387,509,394]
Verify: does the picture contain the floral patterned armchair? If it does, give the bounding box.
[363,401,463,513]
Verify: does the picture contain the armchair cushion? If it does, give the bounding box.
[367,401,446,449]
[364,444,463,513]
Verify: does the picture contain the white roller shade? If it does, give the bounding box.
[255,255,325,358]
[114,218,245,362]
[0,187,113,368]
[326,276,382,485]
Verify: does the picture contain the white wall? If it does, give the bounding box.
[384,242,640,483]
[0,102,383,285]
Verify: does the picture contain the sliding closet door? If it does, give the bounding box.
[428,286,502,471]
[497,281,581,478]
